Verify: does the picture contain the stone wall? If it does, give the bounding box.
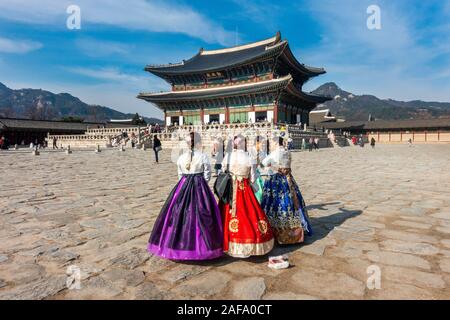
[368,131,450,144]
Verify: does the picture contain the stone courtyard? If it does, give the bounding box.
[0,144,449,300]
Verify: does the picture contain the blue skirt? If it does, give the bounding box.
[261,172,312,244]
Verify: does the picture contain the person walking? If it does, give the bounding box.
[52,137,58,149]
[211,136,224,176]
[314,137,320,150]
[370,137,376,149]
[308,137,314,152]
[153,135,162,163]
[148,132,223,260]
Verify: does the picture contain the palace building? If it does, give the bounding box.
[138,32,330,126]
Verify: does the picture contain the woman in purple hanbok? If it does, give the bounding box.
[148,132,223,260]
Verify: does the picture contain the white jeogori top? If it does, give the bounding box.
[177,150,212,181]
[222,149,256,183]
[262,147,292,170]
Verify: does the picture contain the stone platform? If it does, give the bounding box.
[0,144,449,299]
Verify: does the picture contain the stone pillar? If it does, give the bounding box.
[267,110,274,123]
[248,111,256,123]
[200,109,205,124]
[273,103,278,124]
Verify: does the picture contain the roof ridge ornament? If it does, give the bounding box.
[199,32,281,56]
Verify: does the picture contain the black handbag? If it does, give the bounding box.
[214,171,232,204]
[213,155,232,204]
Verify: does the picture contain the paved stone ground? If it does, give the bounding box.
[0,144,449,300]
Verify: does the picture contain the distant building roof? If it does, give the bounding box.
[0,117,135,132]
[322,118,450,131]
[309,109,336,125]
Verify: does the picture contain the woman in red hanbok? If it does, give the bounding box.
[218,135,274,258]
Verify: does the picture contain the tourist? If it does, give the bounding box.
[370,137,376,149]
[131,133,136,148]
[287,135,294,150]
[52,137,58,149]
[148,132,223,260]
[219,135,274,258]
[249,135,268,204]
[211,136,224,176]
[0,136,4,150]
[408,138,413,146]
[153,135,162,163]
[308,137,314,152]
[314,137,320,150]
[261,136,313,244]
[359,135,365,147]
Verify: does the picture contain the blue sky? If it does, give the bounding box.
[0,0,449,119]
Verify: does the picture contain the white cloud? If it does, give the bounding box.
[66,66,142,82]
[0,0,235,45]
[300,0,450,102]
[0,37,42,53]
[75,38,132,57]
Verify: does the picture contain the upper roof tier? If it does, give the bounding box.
[145,32,325,81]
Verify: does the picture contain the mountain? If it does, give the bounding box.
[0,82,163,124]
[311,82,450,121]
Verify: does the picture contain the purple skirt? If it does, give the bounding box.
[148,174,223,260]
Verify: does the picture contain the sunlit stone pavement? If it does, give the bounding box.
[0,144,449,299]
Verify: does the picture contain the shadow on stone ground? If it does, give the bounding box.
[178,202,363,267]
[268,204,363,257]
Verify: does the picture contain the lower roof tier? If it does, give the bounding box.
[138,75,331,111]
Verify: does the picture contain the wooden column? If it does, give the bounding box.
[225,106,230,124]
[200,108,205,125]
[273,102,278,124]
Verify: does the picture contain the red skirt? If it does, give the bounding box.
[220,177,274,257]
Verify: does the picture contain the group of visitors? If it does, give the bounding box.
[0,136,10,150]
[351,135,366,147]
[148,132,312,261]
[308,137,320,151]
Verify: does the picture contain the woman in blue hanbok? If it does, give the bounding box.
[261,137,312,244]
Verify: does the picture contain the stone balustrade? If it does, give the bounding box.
[85,127,144,136]
[48,122,346,150]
